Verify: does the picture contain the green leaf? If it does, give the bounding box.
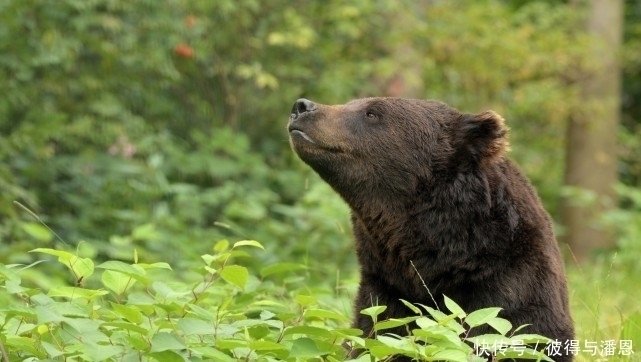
[148,350,184,362]
[110,303,143,324]
[432,349,470,362]
[220,265,248,289]
[97,260,145,276]
[413,325,467,348]
[137,262,172,270]
[102,270,136,295]
[288,337,323,358]
[284,325,333,338]
[178,318,217,335]
[250,340,288,352]
[400,299,422,315]
[415,316,438,329]
[374,317,418,331]
[4,336,46,358]
[149,332,186,352]
[214,239,230,252]
[305,308,349,321]
[232,239,264,249]
[295,294,317,306]
[21,222,52,242]
[487,317,512,335]
[511,334,552,345]
[48,286,109,300]
[465,307,502,328]
[360,305,387,318]
[190,347,236,361]
[443,295,466,317]
[30,248,94,279]
[102,321,148,335]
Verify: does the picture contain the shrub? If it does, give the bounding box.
[0,241,553,361]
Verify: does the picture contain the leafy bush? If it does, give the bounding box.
[0,241,555,362]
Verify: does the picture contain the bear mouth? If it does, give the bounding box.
[289,129,316,144]
[288,127,343,153]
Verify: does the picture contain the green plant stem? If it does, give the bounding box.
[0,336,10,362]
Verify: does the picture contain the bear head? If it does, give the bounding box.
[287,97,509,207]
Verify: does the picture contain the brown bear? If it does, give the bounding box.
[287,97,574,362]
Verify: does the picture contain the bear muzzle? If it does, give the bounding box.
[288,98,318,144]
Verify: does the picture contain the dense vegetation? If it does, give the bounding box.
[1,0,640,361]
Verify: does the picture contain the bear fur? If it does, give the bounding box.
[287,97,574,362]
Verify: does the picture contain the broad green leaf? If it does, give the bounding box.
[216,339,248,350]
[400,299,422,315]
[232,239,264,249]
[360,305,387,318]
[443,295,466,317]
[102,270,136,295]
[487,317,512,335]
[250,340,288,352]
[36,306,65,323]
[77,344,122,361]
[149,332,186,352]
[284,325,333,338]
[41,341,64,358]
[102,321,148,335]
[432,349,470,362]
[511,334,552,345]
[220,264,248,288]
[178,318,216,335]
[305,308,349,321]
[48,286,109,300]
[466,334,512,352]
[465,307,502,328]
[21,222,52,242]
[295,294,317,306]
[97,260,145,276]
[374,316,418,331]
[413,325,466,348]
[214,239,230,252]
[110,303,143,324]
[4,336,46,357]
[190,347,236,361]
[30,248,94,279]
[247,324,271,339]
[31,248,74,261]
[148,351,184,362]
[68,255,94,279]
[288,337,323,358]
[415,316,438,329]
[137,262,172,270]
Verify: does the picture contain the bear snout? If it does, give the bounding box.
[291,98,317,120]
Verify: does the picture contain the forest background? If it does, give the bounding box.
[1,0,641,361]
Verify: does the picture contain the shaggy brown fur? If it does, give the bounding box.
[288,97,573,362]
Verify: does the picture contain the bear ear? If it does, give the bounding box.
[455,110,509,162]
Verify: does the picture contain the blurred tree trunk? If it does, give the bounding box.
[561,0,623,262]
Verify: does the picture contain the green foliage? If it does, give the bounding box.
[0,1,640,360]
[1,243,556,362]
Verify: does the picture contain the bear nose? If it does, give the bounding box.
[291,98,316,119]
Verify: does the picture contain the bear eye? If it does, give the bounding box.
[366,112,377,119]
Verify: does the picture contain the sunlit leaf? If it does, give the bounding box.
[220,265,248,289]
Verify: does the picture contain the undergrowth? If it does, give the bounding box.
[0,240,556,362]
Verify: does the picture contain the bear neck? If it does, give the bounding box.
[345,165,505,253]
